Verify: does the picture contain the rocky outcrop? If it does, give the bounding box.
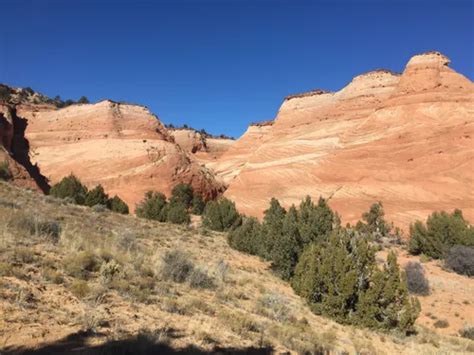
[221,51,474,229]
[16,100,224,209]
[169,128,208,154]
[0,103,49,191]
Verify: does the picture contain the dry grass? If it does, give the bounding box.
[0,181,473,353]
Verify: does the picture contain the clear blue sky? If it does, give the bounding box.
[1,0,473,138]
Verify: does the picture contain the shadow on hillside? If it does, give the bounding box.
[3,329,274,355]
[11,108,50,193]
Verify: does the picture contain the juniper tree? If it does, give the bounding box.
[356,251,420,333]
[191,194,206,215]
[228,217,262,255]
[271,205,300,280]
[409,210,474,258]
[361,201,390,237]
[260,198,286,259]
[84,184,109,207]
[135,191,168,222]
[170,183,194,208]
[202,198,241,231]
[108,195,129,214]
[50,174,88,205]
[297,196,334,246]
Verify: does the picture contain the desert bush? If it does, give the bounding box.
[0,161,12,181]
[108,195,129,214]
[188,268,215,289]
[8,213,61,241]
[13,247,36,264]
[459,324,474,340]
[256,293,291,322]
[433,319,449,328]
[70,280,90,298]
[191,194,206,215]
[42,268,64,284]
[202,198,242,231]
[64,251,102,279]
[160,250,194,283]
[50,174,88,205]
[405,261,430,295]
[99,260,122,284]
[408,209,474,259]
[445,245,474,276]
[170,183,194,208]
[136,191,168,221]
[166,202,191,225]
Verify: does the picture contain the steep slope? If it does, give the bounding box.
[15,100,223,209]
[1,182,472,353]
[223,52,474,229]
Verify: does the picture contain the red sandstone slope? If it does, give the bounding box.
[14,100,223,209]
[220,52,474,229]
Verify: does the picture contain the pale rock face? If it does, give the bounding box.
[220,52,474,230]
[169,128,207,154]
[16,100,224,209]
[209,123,273,184]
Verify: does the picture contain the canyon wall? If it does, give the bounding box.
[221,52,474,229]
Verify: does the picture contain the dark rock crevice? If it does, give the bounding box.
[10,106,50,193]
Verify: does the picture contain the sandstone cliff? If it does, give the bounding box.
[221,52,474,229]
[13,100,223,209]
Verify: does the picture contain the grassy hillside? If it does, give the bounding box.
[0,182,473,354]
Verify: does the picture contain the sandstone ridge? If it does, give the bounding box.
[218,51,474,230]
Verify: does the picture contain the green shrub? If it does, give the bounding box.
[260,198,286,259]
[84,184,109,207]
[0,161,12,181]
[297,196,334,245]
[136,191,168,221]
[166,202,191,225]
[408,210,474,259]
[50,174,88,205]
[191,194,206,215]
[445,245,474,276]
[357,201,391,239]
[228,217,262,255]
[271,205,300,280]
[160,250,194,283]
[292,231,419,333]
[108,195,129,214]
[202,198,242,231]
[170,183,194,208]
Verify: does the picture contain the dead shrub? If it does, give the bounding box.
[405,261,430,295]
[188,267,215,289]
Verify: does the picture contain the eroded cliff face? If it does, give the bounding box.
[16,100,224,209]
[0,103,49,191]
[221,52,474,229]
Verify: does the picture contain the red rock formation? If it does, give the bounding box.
[16,100,224,209]
[220,52,474,230]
